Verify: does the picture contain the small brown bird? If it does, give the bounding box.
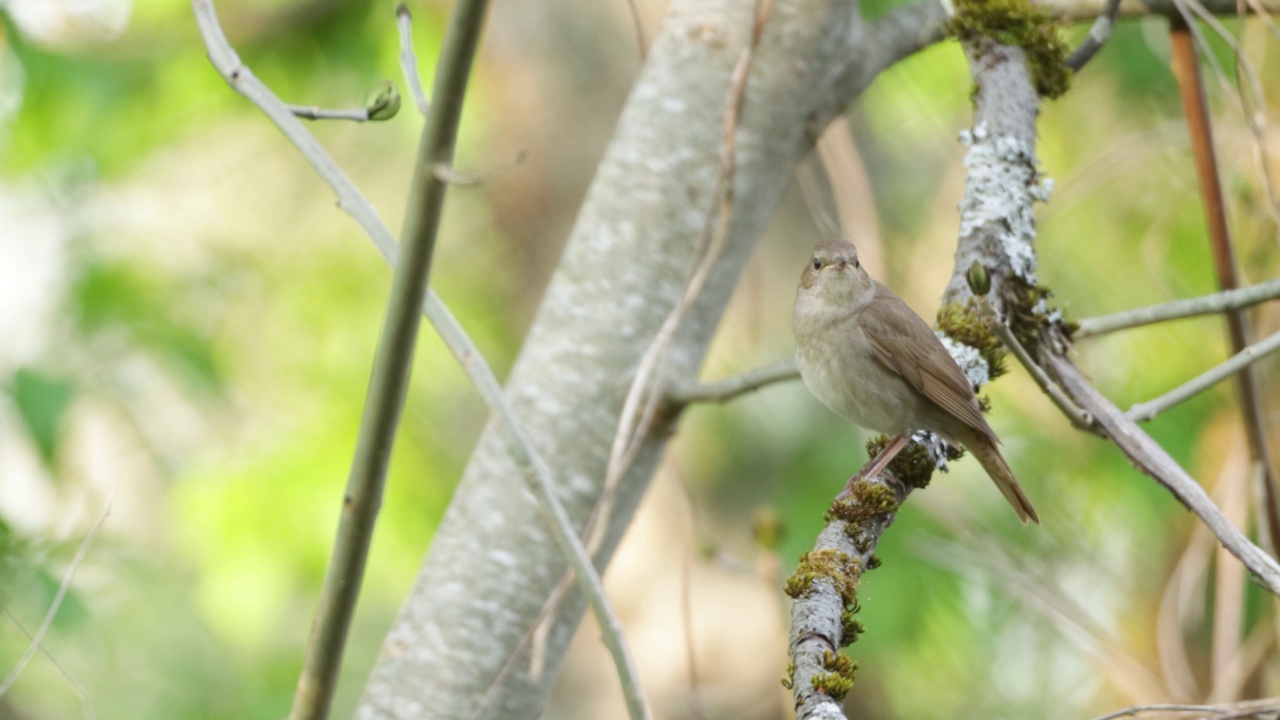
[792,239,1038,524]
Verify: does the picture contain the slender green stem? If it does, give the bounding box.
[287,0,490,716]
[189,2,650,718]
[1076,278,1280,337]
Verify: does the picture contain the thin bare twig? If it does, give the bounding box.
[1076,279,1280,337]
[433,150,528,186]
[0,606,97,720]
[1065,0,1123,70]
[396,3,430,117]
[0,495,113,698]
[189,3,650,719]
[667,360,798,405]
[1125,328,1280,422]
[429,301,653,720]
[1091,697,1280,720]
[622,0,648,60]
[977,302,1097,431]
[287,81,401,123]
[287,105,373,121]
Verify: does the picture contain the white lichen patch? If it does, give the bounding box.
[1031,297,1064,324]
[937,332,989,389]
[957,123,1053,284]
[911,430,952,471]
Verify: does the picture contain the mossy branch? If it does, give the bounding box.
[947,0,1071,98]
[785,478,902,717]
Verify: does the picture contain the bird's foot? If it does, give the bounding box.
[836,434,910,499]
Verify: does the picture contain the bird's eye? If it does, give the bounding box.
[854,259,861,269]
[812,258,821,271]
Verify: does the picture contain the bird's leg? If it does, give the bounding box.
[836,434,910,499]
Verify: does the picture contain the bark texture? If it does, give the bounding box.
[356,0,896,717]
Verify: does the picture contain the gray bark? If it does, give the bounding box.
[354,0,920,717]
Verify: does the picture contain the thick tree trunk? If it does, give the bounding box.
[355,0,912,716]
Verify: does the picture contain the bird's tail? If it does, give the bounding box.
[960,430,1039,524]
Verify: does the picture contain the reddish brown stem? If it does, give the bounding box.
[1169,17,1280,553]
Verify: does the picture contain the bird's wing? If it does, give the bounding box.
[861,283,998,443]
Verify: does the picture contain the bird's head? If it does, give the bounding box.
[797,239,872,305]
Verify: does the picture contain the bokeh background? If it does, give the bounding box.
[2,0,1279,718]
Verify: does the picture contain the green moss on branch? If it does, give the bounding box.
[947,0,1071,99]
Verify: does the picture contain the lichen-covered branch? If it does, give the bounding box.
[785,479,904,718]
[782,11,1072,713]
[927,0,1280,604]
[846,0,1280,122]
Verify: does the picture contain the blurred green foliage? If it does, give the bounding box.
[7,368,75,467]
[2,0,1279,719]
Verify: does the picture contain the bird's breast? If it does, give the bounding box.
[795,325,916,436]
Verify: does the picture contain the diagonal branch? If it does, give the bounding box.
[588,0,775,586]
[1048,353,1280,596]
[0,496,113,699]
[983,304,1096,432]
